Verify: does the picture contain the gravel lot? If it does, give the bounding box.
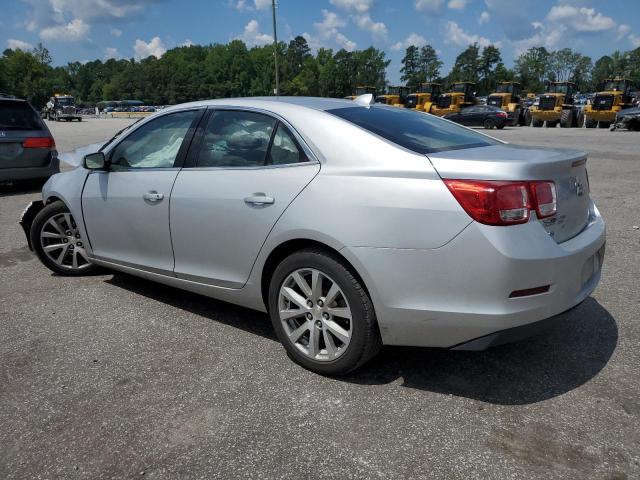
[1,118,639,479]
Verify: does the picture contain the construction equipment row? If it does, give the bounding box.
[348,77,636,128]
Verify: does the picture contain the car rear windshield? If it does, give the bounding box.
[327,105,499,154]
[0,100,43,130]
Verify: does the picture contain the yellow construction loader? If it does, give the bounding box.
[487,81,526,126]
[584,77,635,128]
[529,82,582,128]
[404,83,441,113]
[430,82,477,117]
[345,85,377,100]
[375,85,411,106]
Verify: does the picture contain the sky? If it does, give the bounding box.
[2,0,639,83]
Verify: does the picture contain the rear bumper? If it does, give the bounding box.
[342,201,605,349]
[0,157,59,181]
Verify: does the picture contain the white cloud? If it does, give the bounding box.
[7,38,34,50]
[546,5,616,33]
[391,33,427,51]
[414,0,444,13]
[478,11,490,24]
[254,0,271,10]
[133,36,166,60]
[103,47,120,60]
[237,19,273,46]
[303,10,356,51]
[110,27,122,37]
[448,0,466,10]
[181,39,194,47]
[40,18,90,42]
[445,21,499,48]
[329,0,373,13]
[616,24,630,41]
[353,13,387,40]
[630,34,640,48]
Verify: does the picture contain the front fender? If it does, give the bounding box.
[19,200,45,250]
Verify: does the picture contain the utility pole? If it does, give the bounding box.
[272,0,279,95]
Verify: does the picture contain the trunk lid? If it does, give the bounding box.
[427,144,590,243]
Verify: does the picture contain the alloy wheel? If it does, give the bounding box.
[40,212,91,271]
[278,268,352,362]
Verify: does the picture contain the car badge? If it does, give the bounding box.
[570,177,585,197]
[0,131,5,137]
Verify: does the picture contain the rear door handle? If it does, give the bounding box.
[143,191,164,202]
[244,194,275,206]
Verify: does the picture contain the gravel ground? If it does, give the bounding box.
[0,118,639,479]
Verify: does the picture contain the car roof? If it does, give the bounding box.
[162,96,357,114]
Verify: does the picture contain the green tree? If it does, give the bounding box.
[418,45,442,83]
[400,45,421,89]
[448,43,480,84]
[514,46,551,93]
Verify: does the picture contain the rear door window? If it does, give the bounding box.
[268,123,308,165]
[0,100,43,130]
[327,105,499,154]
[196,110,276,167]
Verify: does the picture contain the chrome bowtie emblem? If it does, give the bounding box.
[570,177,585,196]
[0,131,5,137]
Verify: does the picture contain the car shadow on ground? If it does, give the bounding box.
[0,180,46,198]
[107,273,616,406]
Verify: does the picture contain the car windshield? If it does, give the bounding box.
[327,105,499,154]
[451,84,468,93]
[548,84,568,94]
[0,100,43,130]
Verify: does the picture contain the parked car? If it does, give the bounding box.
[0,97,59,182]
[20,97,605,375]
[444,105,509,129]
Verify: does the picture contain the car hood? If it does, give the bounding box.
[58,141,105,168]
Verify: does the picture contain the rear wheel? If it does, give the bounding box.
[268,249,381,375]
[483,118,495,129]
[532,118,543,128]
[574,109,584,128]
[560,109,573,128]
[585,117,597,128]
[30,201,97,276]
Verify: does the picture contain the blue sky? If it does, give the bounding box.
[2,0,639,83]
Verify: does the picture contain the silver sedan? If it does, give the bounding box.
[20,96,605,375]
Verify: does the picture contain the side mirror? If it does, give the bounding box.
[83,152,106,170]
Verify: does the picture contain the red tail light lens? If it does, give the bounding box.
[531,181,557,218]
[22,137,56,149]
[444,179,557,226]
[497,111,508,118]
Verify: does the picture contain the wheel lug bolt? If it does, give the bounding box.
[62,238,68,243]
[69,244,74,249]
[306,313,313,320]
[315,320,322,328]
[322,312,329,320]
[77,242,83,247]
[75,234,80,239]
[317,299,324,307]
[66,231,72,236]
[306,300,313,308]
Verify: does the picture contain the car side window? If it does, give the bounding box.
[268,123,308,165]
[196,110,276,167]
[110,110,198,169]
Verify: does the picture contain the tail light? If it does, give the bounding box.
[444,179,557,226]
[496,111,508,118]
[22,136,56,149]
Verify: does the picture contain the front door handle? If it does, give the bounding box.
[244,194,275,206]
[143,191,164,202]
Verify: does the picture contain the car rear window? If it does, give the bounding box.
[0,100,43,130]
[326,105,499,154]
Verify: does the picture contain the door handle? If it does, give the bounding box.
[143,191,164,202]
[244,194,275,206]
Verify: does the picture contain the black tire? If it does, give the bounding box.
[268,248,381,375]
[483,118,495,129]
[585,117,597,128]
[574,109,584,128]
[532,118,543,128]
[598,121,611,129]
[560,109,573,128]
[496,124,505,130]
[30,201,98,276]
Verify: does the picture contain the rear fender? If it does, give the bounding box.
[19,200,45,250]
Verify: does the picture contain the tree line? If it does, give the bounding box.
[1,36,639,109]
